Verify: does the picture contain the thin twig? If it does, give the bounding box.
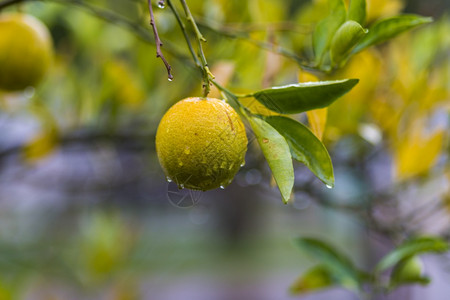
[148,0,173,81]
[179,0,214,97]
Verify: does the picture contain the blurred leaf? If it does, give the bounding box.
[376,237,449,273]
[395,129,444,180]
[347,0,366,25]
[298,71,328,141]
[247,115,294,203]
[265,116,334,187]
[353,14,433,53]
[23,104,59,162]
[313,0,346,65]
[389,256,430,290]
[306,108,328,140]
[252,79,359,114]
[23,129,58,162]
[330,21,367,66]
[294,237,360,290]
[290,265,334,295]
[365,0,404,23]
[102,60,146,110]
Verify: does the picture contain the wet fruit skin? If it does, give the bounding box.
[0,13,53,91]
[156,97,247,191]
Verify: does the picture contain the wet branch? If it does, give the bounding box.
[148,0,173,81]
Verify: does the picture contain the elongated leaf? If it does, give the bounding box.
[252,79,359,114]
[264,116,334,187]
[247,116,294,203]
[347,0,366,25]
[290,265,334,295]
[313,0,346,65]
[294,237,360,290]
[376,237,449,273]
[353,14,433,53]
[330,21,368,66]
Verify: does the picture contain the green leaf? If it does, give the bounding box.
[252,79,359,114]
[294,237,360,290]
[290,265,334,295]
[389,256,430,290]
[353,14,433,53]
[313,0,346,65]
[347,0,366,25]
[375,236,449,273]
[330,21,368,66]
[264,116,334,187]
[247,116,294,203]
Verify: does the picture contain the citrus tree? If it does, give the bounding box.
[0,0,448,299]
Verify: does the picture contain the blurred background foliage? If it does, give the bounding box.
[0,0,449,299]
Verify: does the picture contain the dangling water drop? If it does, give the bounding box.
[158,1,165,8]
[168,77,173,81]
[240,161,246,167]
[219,185,225,189]
[178,183,185,189]
[326,184,333,189]
[166,176,172,183]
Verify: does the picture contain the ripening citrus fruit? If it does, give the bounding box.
[156,97,247,191]
[0,13,53,91]
[391,256,424,283]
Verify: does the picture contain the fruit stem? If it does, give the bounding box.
[178,0,215,97]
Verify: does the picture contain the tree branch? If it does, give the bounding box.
[148,0,173,81]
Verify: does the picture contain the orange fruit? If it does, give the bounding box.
[0,13,53,91]
[156,97,247,191]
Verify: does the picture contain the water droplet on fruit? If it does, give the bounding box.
[166,176,172,183]
[240,161,246,167]
[158,1,165,8]
[326,184,333,189]
[178,183,185,189]
[219,185,225,189]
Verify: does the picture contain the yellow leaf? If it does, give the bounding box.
[23,104,59,163]
[366,0,404,23]
[307,108,328,140]
[298,70,328,140]
[103,60,145,109]
[23,128,58,163]
[395,130,444,180]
